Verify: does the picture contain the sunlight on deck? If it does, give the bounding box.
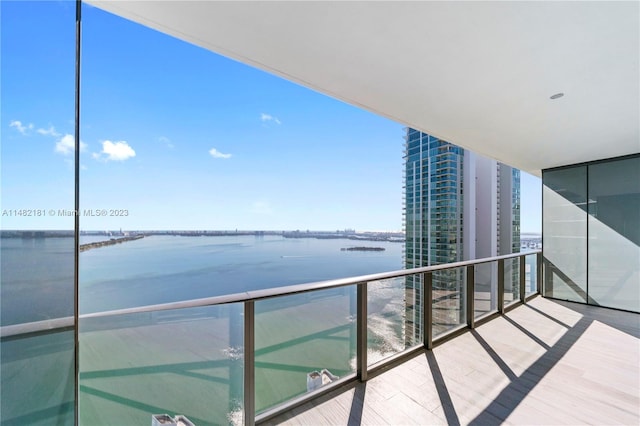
[270,297,640,425]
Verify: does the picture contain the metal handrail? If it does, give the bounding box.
[82,250,535,318]
[0,316,75,338]
[0,250,540,338]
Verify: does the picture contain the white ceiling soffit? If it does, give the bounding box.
[86,1,639,176]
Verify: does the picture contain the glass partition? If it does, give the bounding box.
[542,166,588,302]
[525,254,537,296]
[474,262,497,317]
[587,157,640,312]
[504,258,520,306]
[1,1,76,424]
[254,288,356,413]
[402,273,424,349]
[79,305,243,426]
[368,276,417,365]
[432,267,467,337]
[543,155,639,313]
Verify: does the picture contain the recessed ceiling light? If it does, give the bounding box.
[550,93,564,100]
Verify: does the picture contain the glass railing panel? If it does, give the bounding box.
[79,304,243,426]
[432,266,467,338]
[254,287,355,413]
[1,329,75,425]
[504,257,521,305]
[401,272,424,348]
[525,254,537,296]
[368,275,419,365]
[474,262,497,317]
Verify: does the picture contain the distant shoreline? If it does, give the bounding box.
[79,235,145,252]
[0,229,406,243]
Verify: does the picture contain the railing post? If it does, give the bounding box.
[357,282,368,382]
[520,255,526,303]
[497,259,505,314]
[423,272,433,350]
[466,265,475,329]
[244,301,255,426]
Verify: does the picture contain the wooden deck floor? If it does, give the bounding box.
[266,297,640,425]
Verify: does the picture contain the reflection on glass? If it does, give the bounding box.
[432,267,466,337]
[588,157,640,312]
[543,157,639,313]
[474,262,497,317]
[525,254,537,295]
[403,273,423,348]
[1,0,76,423]
[79,305,243,426]
[368,277,413,365]
[1,237,75,425]
[1,237,74,325]
[254,288,355,412]
[504,258,520,305]
[542,167,588,302]
[1,331,75,425]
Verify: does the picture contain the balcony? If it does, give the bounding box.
[268,296,640,425]
[2,2,638,425]
[5,251,637,425]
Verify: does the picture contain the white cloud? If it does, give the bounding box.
[93,140,136,161]
[37,126,61,137]
[10,120,33,135]
[158,136,174,149]
[10,121,86,159]
[209,148,232,159]
[55,134,87,155]
[260,113,281,125]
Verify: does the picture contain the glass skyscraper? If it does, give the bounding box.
[403,129,520,343]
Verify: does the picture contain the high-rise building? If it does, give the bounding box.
[403,129,520,343]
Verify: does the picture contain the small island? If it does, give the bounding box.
[341,246,385,252]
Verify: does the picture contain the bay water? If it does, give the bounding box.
[1,234,403,323]
[1,234,406,424]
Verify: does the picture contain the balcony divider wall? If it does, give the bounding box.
[542,154,640,313]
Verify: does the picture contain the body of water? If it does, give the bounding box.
[1,234,403,323]
[2,234,407,425]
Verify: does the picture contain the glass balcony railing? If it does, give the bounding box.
[504,257,521,307]
[474,262,497,318]
[78,305,243,425]
[254,288,355,413]
[525,253,539,297]
[368,276,416,365]
[0,251,541,425]
[431,266,467,338]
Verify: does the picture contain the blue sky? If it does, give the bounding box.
[1,1,541,233]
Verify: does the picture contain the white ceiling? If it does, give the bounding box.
[88,1,639,176]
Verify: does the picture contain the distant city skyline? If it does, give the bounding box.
[1,2,541,233]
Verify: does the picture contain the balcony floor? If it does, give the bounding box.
[267,297,640,425]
